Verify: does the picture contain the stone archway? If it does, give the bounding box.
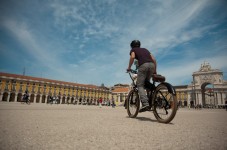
[66,97,70,104]
[17,93,22,102]
[71,97,74,104]
[192,61,224,107]
[62,96,66,104]
[184,100,187,107]
[42,95,46,103]
[36,94,40,103]
[30,94,35,103]
[201,83,215,107]
[9,92,16,102]
[2,92,8,101]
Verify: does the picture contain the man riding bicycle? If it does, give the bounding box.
[127,40,157,112]
[23,90,29,103]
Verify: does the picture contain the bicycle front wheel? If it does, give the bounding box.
[126,90,140,118]
[153,83,177,123]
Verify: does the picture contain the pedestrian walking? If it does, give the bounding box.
[225,100,227,111]
[99,97,102,108]
[112,98,115,108]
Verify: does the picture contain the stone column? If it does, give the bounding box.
[197,93,202,105]
[7,92,10,102]
[45,95,48,103]
[14,93,18,102]
[60,96,62,104]
[34,94,37,103]
[0,92,3,101]
[221,92,225,104]
[69,97,72,104]
[40,94,43,103]
[187,93,191,107]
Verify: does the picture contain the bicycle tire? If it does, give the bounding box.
[126,90,140,118]
[27,100,31,105]
[153,83,177,123]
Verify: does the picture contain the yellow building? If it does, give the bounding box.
[111,84,130,106]
[0,72,110,105]
[1,62,226,108]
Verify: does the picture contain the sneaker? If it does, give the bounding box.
[139,105,151,113]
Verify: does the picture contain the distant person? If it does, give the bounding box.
[225,100,227,111]
[127,40,157,112]
[99,97,102,108]
[23,90,29,103]
[112,98,115,108]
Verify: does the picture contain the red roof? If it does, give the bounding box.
[112,87,129,93]
[0,72,99,88]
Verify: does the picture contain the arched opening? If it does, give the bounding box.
[79,98,82,105]
[178,100,182,107]
[2,92,8,101]
[201,83,215,108]
[62,96,66,104]
[42,95,46,103]
[184,100,187,107]
[87,98,91,105]
[71,97,74,104]
[36,94,40,103]
[17,93,22,102]
[47,95,51,104]
[66,97,70,104]
[30,94,35,103]
[9,92,16,102]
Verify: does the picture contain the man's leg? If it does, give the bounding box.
[137,64,149,107]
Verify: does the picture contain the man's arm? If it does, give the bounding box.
[127,52,135,71]
[150,53,157,74]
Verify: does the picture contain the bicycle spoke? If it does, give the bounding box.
[153,84,177,123]
[127,90,140,118]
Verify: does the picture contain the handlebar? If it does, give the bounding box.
[126,69,137,74]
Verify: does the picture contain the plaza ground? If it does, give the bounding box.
[0,102,226,150]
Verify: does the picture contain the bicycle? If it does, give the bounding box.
[21,97,30,105]
[126,69,177,123]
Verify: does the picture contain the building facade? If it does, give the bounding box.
[0,72,110,105]
[1,62,227,107]
[175,62,227,108]
[111,84,130,106]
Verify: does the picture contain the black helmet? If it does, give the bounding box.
[130,40,141,48]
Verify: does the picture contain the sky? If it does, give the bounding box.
[0,0,227,87]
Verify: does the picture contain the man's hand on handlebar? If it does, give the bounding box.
[126,68,131,73]
[126,68,137,74]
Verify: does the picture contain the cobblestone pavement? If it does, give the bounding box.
[0,102,226,150]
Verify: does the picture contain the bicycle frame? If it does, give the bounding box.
[128,69,175,108]
[127,69,178,123]
[128,70,156,105]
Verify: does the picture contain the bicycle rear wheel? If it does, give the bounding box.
[153,84,177,123]
[126,90,140,118]
[27,100,31,105]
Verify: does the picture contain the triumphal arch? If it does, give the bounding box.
[187,62,227,107]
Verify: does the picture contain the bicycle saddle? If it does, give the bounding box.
[152,74,165,82]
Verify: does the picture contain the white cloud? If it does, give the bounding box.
[1,0,226,86]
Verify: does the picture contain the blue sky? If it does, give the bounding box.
[0,0,227,87]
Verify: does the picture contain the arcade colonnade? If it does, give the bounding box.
[1,62,227,107]
[0,72,110,105]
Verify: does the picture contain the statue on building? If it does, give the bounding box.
[200,61,211,72]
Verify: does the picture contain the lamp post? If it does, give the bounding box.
[193,75,196,107]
